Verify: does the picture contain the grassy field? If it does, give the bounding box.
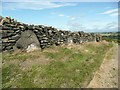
[2,41,113,88]
[100,32,119,45]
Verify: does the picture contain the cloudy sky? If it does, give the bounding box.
[1,0,119,32]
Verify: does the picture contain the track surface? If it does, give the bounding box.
[88,44,118,88]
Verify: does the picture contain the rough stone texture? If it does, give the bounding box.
[26,44,39,52]
[0,16,102,52]
[13,30,40,52]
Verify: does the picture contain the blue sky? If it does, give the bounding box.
[1,0,119,32]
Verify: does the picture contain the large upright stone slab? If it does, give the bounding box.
[13,30,40,52]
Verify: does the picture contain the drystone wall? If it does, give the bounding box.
[0,16,102,52]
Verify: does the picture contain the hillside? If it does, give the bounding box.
[2,41,116,88]
[99,32,120,45]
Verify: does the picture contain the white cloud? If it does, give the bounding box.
[67,22,82,27]
[86,22,118,32]
[39,8,43,10]
[110,12,120,16]
[3,2,77,10]
[66,21,118,32]
[71,17,76,20]
[59,14,64,16]
[101,8,120,17]
[66,21,84,31]
[101,8,118,14]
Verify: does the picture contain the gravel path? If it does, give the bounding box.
[87,43,118,88]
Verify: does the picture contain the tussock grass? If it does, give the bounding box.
[2,41,113,88]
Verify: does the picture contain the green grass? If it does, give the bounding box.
[2,41,114,88]
[106,46,114,60]
[101,32,120,45]
[44,47,72,60]
[2,53,30,62]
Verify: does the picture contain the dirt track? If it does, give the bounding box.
[87,43,118,88]
[118,45,120,89]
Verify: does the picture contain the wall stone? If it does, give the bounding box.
[13,30,40,52]
[0,16,102,52]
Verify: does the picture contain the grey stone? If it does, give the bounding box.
[13,30,40,51]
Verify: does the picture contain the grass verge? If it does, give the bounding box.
[2,41,113,88]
